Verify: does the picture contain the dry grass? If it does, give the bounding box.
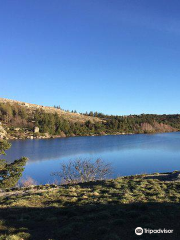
[0,174,180,239]
[0,98,102,124]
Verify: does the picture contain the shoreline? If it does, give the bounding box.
[6,130,179,141]
[1,169,180,194]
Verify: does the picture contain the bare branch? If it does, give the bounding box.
[52,159,112,184]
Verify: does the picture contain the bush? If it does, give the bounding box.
[52,158,112,184]
[19,177,37,187]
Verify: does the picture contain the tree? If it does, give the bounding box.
[52,159,112,184]
[0,140,28,189]
[89,111,94,117]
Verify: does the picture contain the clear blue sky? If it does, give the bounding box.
[0,0,180,115]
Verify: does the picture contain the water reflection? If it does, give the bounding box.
[6,133,180,163]
[4,132,180,184]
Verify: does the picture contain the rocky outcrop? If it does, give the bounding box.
[0,123,7,139]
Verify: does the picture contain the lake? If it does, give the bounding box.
[5,132,180,184]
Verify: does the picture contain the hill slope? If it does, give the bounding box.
[0,98,179,139]
[0,98,101,124]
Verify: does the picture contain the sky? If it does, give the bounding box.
[0,0,180,115]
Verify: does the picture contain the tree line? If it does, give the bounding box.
[0,103,180,136]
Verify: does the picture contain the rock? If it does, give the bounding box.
[14,128,20,131]
[34,127,39,133]
[70,133,76,137]
[60,131,66,138]
[0,123,7,139]
[24,103,29,107]
[44,133,50,138]
[100,131,106,135]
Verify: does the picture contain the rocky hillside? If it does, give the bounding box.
[0,98,101,124]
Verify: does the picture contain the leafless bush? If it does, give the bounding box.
[52,159,112,184]
[19,177,37,187]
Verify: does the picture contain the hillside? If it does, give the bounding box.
[0,98,101,124]
[0,98,179,139]
[0,172,180,240]
[0,98,104,139]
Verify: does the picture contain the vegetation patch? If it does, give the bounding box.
[0,174,180,239]
[0,99,180,139]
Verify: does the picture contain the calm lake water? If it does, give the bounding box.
[5,132,180,184]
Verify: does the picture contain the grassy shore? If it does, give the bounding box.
[0,173,180,240]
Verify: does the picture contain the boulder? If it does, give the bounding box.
[34,127,39,133]
[60,131,66,138]
[44,133,50,138]
[0,123,7,139]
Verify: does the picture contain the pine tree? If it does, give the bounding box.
[0,140,28,189]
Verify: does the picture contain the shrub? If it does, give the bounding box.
[19,177,37,187]
[52,158,112,184]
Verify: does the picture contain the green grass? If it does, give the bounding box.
[0,175,180,239]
